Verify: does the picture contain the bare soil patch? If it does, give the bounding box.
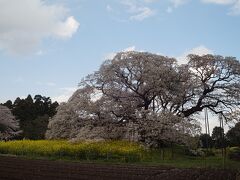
[0,156,238,180]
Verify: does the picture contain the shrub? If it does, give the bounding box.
[228,147,240,161]
[185,148,215,157]
[186,149,205,157]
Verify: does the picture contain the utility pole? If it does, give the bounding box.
[204,108,210,150]
[219,114,226,168]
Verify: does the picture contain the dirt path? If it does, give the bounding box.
[0,156,238,180]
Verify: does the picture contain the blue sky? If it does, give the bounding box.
[0,0,240,106]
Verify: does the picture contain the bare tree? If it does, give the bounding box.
[180,54,240,121]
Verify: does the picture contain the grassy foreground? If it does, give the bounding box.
[0,140,239,169]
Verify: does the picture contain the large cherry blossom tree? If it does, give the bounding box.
[46,51,240,146]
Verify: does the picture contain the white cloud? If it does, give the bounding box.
[52,87,77,103]
[111,0,240,17]
[120,0,156,21]
[0,0,79,55]
[201,0,235,5]
[123,46,136,52]
[167,0,189,13]
[229,1,240,15]
[129,7,156,21]
[201,0,240,15]
[54,16,79,38]
[110,0,190,18]
[104,46,136,60]
[170,0,189,8]
[187,45,213,55]
[104,52,117,60]
[177,45,213,64]
[143,0,159,3]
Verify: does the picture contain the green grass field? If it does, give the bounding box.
[141,148,240,169]
[0,140,239,169]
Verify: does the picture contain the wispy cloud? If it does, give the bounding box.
[106,0,156,21]
[130,6,156,21]
[120,0,156,21]
[167,0,189,13]
[170,0,189,8]
[201,0,240,15]
[201,0,235,5]
[108,0,189,18]
[229,1,240,15]
[108,0,240,16]
[143,0,159,3]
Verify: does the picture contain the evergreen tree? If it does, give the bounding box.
[3,95,59,139]
[212,126,227,148]
[226,123,240,147]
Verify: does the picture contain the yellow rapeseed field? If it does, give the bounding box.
[0,140,146,162]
